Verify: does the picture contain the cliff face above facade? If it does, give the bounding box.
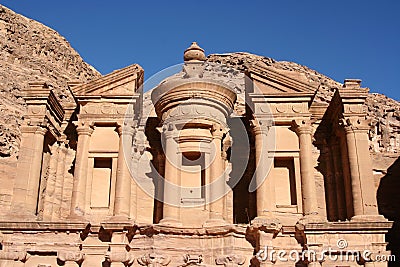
[0,4,101,157]
[207,53,400,165]
[1,5,399,168]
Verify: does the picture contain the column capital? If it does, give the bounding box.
[340,117,370,133]
[292,119,313,136]
[106,250,134,265]
[161,123,179,139]
[76,122,94,136]
[212,124,225,140]
[116,124,136,136]
[251,119,271,136]
[20,125,48,135]
[57,250,84,263]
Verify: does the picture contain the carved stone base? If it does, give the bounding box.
[351,214,387,222]
[203,218,229,227]
[251,216,281,229]
[159,217,183,227]
[108,215,134,223]
[298,214,327,224]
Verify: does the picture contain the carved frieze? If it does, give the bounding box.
[57,250,84,263]
[138,253,171,267]
[182,254,203,266]
[216,255,245,267]
[0,250,28,261]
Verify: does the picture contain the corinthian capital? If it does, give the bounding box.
[291,119,313,136]
[251,118,272,136]
[339,116,370,133]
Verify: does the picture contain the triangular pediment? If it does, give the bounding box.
[249,63,318,96]
[71,64,144,97]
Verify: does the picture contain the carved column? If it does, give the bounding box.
[12,125,47,216]
[207,125,226,223]
[330,138,347,220]
[114,124,135,219]
[342,118,380,219]
[70,122,94,217]
[292,120,319,218]
[253,121,275,218]
[160,124,182,225]
[321,140,338,221]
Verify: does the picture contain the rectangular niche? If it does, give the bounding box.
[90,157,112,208]
[273,157,297,206]
[181,152,205,204]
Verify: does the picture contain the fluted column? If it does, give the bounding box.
[343,119,381,220]
[12,125,47,216]
[293,121,319,219]
[206,126,226,223]
[113,124,135,220]
[160,125,182,225]
[70,123,94,217]
[253,122,275,218]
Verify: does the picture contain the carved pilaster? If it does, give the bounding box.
[12,125,48,217]
[339,117,383,220]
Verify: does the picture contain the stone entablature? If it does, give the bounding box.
[0,43,393,266]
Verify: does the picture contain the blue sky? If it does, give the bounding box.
[2,1,400,100]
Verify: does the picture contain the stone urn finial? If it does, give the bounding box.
[184,42,206,62]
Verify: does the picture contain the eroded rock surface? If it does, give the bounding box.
[0,4,101,157]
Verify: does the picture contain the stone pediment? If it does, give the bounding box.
[248,63,318,96]
[70,64,144,97]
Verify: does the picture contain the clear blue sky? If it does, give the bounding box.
[2,1,399,100]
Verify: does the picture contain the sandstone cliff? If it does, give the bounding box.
[0,4,101,158]
[207,53,400,172]
[1,5,399,195]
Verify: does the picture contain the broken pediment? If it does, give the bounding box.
[71,64,144,97]
[248,63,318,96]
